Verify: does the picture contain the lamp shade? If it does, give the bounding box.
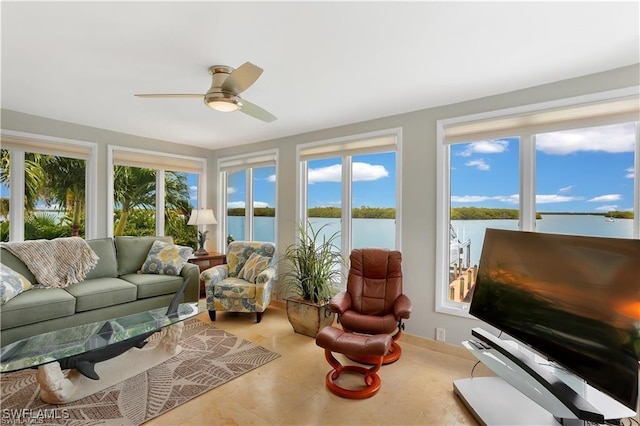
[187,208,217,226]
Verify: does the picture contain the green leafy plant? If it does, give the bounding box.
[282,222,344,304]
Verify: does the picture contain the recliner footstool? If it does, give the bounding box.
[315,326,392,399]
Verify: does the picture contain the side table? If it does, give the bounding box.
[187,252,226,297]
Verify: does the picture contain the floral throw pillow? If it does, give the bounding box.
[0,263,33,304]
[139,240,193,276]
[237,252,271,284]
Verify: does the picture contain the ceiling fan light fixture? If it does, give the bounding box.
[204,92,242,112]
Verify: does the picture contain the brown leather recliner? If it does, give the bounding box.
[329,248,412,364]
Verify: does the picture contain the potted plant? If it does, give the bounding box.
[282,221,344,337]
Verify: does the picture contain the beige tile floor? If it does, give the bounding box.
[146,302,491,426]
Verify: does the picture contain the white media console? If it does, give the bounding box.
[453,328,637,426]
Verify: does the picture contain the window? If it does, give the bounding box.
[298,130,401,287]
[218,150,278,249]
[0,133,97,241]
[437,90,640,316]
[108,147,206,249]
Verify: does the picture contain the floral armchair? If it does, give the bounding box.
[201,241,276,323]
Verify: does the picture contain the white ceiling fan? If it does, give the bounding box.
[135,62,276,122]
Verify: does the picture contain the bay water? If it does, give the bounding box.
[229,214,634,266]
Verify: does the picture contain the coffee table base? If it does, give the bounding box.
[36,322,184,404]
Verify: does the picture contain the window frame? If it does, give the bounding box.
[296,128,403,277]
[107,145,207,237]
[217,149,279,251]
[436,87,640,318]
[1,130,98,241]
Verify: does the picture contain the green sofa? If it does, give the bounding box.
[0,236,199,346]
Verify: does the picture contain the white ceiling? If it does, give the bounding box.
[2,1,639,150]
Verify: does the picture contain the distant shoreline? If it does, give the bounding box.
[227,206,634,220]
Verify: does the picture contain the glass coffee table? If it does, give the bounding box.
[1,302,199,404]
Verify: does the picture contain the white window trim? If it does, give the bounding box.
[436,87,640,318]
[107,145,207,237]
[217,149,279,251]
[296,127,403,260]
[1,130,98,241]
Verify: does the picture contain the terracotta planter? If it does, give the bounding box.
[286,297,335,338]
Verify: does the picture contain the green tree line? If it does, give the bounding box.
[228,206,554,220]
[452,207,519,220]
[227,206,396,219]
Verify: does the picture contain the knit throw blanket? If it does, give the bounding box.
[1,237,99,288]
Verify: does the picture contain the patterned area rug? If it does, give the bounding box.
[0,318,280,425]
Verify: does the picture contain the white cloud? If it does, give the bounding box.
[465,159,490,171]
[227,201,270,208]
[595,205,618,212]
[451,194,519,204]
[452,193,582,205]
[451,195,492,203]
[308,164,341,183]
[227,187,237,195]
[267,174,276,182]
[588,194,622,202]
[536,194,582,204]
[558,185,573,193]
[625,167,635,179]
[536,123,635,155]
[308,162,388,183]
[354,163,389,181]
[457,140,509,157]
[493,194,520,204]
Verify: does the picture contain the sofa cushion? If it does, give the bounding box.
[139,240,193,275]
[120,273,184,299]
[64,278,137,312]
[0,248,37,284]
[0,263,33,304]
[115,236,173,275]
[0,288,76,329]
[84,238,118,280]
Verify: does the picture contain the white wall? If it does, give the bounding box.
[2,64,638,345]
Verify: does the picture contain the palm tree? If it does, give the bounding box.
[113,166,156,236]
[0,150,46,213]
[113,166,192,237]
[38,156,86,236]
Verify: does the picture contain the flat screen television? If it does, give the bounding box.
[469,229,640,411]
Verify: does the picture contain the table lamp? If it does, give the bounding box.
[187,208,217,256]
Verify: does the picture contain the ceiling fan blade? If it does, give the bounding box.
[221,62,263,95]
[134,94,203,98]
[239,98,277,123]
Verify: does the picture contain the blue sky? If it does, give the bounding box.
[226,152,397,209]
[450,122,636,213]
[226,121,637,214]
